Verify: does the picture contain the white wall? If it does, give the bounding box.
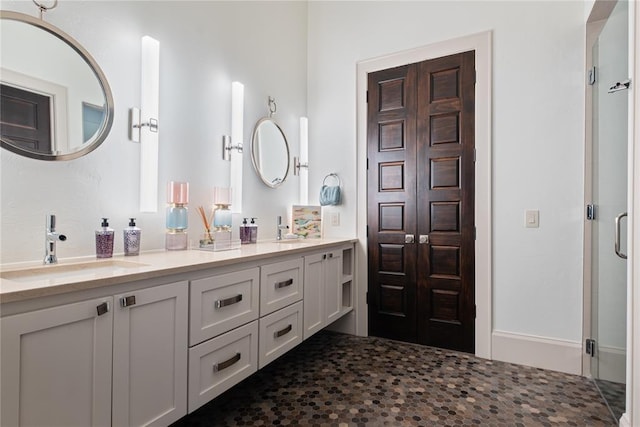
[0,1,308,264]
[307,1,586,344]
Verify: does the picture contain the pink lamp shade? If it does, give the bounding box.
[213,187,232,206]
[167,181,189,204]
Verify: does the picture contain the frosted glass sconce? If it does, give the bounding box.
[222,81,244,213]
[129,36,160,213]
[294,117,309,205]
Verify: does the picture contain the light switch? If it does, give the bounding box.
[330,212,340,226]
[525,210,539,228]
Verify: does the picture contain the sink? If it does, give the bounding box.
[1,260,149,283]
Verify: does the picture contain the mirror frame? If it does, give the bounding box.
[0,11,114,161]
[250,117,290,188]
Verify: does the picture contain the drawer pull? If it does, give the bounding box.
[274,324,292,338]
[215,294,243,309]
[275,278,294,289]
[121,295,136,307]
[213,352,241,372]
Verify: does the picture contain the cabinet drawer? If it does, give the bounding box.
[258,301,303,369]
[190,268,259,346]
[188,321,258,413]
[260,258,303,316]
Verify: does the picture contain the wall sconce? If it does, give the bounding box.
[129,36,160,213]
[222,81,244,213]
[294,117,309,205]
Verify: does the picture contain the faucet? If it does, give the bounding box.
[276,216,289,241]
[44,214,67,264]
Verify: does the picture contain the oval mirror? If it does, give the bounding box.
[0,11,114,161]
[251,118,290,188]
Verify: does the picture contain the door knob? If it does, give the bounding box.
[405,234,415,244]
[419,235,430,244]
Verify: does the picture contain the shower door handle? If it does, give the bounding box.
[615,212,627,259]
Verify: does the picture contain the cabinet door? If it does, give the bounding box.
[325,250,343,324]
[113,281,188,427]
[1,297,113,427]
[303,252,326,339]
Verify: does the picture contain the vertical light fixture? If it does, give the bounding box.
[138,36,160,212]
[230,81,244,213]
[295,117,309,204]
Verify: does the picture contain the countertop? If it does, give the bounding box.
[0,238,357,304]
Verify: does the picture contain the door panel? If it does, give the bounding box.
[368,52,475,352]
[417,52,475,353]
[0,84,52,152]
[368,64,418,342]
[589,0,628,417]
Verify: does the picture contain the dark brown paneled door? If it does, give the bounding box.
[367,51,475,353]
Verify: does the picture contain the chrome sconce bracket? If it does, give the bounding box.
[222,135,243,161]
[293,156,308,176]
[129,107,158,143]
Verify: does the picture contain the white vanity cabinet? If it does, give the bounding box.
[1,296,114,427]
[0,238,356,427]
[112,281,188,427]
[0,280,188,427]
[303,245,354,340]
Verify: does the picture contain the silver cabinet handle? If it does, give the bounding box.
[615,212,627,259]
[405,234,415,244]
[419,235,430,244]
[96,302,110,316]
[213,352,241,372]
[215,294,243,309]
[274,324,292,338]
[121,296,136,307]
[275,278,294,289]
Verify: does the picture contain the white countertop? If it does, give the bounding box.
[0,238,357,304]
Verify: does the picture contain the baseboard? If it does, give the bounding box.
[619,412,630,427]
[492,330,582,375]
[597,345,626,384]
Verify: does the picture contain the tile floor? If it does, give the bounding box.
[173,331,616,426]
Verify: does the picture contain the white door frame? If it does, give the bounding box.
[355,31,493,359]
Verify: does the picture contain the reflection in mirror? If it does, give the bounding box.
[0,11,114,160]
[251,118,290,188]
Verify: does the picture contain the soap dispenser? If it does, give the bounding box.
[240,218,250,244]
[95,218,114,258]
[123,218,141,256]
[249,217,258,244]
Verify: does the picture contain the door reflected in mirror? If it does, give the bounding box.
[0,11,114,160]
[251,118,290,188]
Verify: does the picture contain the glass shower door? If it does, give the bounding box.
[590,0,628,421]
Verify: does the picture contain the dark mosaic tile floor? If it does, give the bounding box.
[595,378,625,422]
[173,331,615,426]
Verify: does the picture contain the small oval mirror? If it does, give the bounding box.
[251,118,290,188]
[0,11,114,161]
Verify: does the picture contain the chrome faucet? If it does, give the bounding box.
[44,214,67,264]
[276,216,289,241]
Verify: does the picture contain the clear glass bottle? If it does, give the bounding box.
[239,218,250,244]
[123,218,141,256]
[95,218,114,258]
[213,204,232,230]
[249,217,258,244]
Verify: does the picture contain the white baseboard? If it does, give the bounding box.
[597,345,626,384]
[619,412,630,427]
[492,330,582,375]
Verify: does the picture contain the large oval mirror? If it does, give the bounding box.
[0,11,114,161]
[251,118,290,188]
